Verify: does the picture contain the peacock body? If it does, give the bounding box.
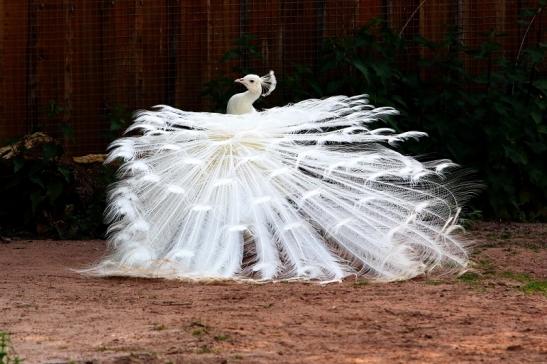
[88,70,475,282]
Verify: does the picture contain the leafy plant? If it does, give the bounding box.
[502,272,547,295]
[0,332,22,364]
[0,134,72,232]
[204,12,546,221]
[0,133,115,239]
[104,105,132,142]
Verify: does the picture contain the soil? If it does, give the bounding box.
[1,222,546,364]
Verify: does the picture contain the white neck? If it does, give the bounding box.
[242,89,261,105]
[227,89,262,115]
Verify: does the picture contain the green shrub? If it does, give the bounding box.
[0,134,114,238]
[297,23,545,220]
[0,332,22,364]
[206,15,546,221]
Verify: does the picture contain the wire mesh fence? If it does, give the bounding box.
[0,0,545,154]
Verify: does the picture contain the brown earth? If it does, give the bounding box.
[1,222,546,364]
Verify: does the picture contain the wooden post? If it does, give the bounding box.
[388,0,420,36]
[0,0,4,139]
[355,0,384,27]
[166,0,180,105]
[68,0,105,154]
[63,0,74,153]
[176,1,209,110]
[134,0,144,107]
[26,0,38,133]
[0,1,29,142]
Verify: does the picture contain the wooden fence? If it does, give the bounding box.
[0,0,545,154]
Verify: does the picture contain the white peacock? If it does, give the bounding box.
[86,70,476,282]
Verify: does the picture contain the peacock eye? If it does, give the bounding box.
[250,80,255,83]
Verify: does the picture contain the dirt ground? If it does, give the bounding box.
[1,222,545,364]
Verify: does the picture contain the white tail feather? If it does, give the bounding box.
[86,93,476,282]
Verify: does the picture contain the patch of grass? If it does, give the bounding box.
[460,210,483,228]
[152,323,167,331]
[196,345,212,354]
[458,271,481,284]
[189,320,209,337]
[0,332,22,364]
[521,281,547,295]
[501,271,530,282]
[214,334,230,342]
[502,272,547,295]
[192,327,207,337]
[476,259,496,275]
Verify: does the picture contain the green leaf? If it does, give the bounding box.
[59,123,75,141]
[533,79,547,92]
[46,179,64,203]
[57,166,72,182]
[530,111,542,125]
[13,157,25,173]
[30,191,45,215]
[29,174,45,189]
[351,58,370,83]
[42,144,61,160]
[523,47,546,64]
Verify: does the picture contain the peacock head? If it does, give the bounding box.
[234,70,277,96]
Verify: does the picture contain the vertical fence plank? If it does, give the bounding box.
[520,0,546,68]
[388,0,420,36]
[420,0,457,42]
[0,0,4,140]
[388,0,420,72]
[102,0,137,111]
[134,0,144,107]
[63,0,74,132]
[166,0,181,106]
[419,0,458,80]
[69,0,105,154]
[461,0,499,75]
[61,0,74,153]
[141,0,169,108]
[26,0,39,133]
[247,0,282,76]
[34,1,63,137]
[502,0,520,61]
[324,0,357,37]
[268,0,283,80]
[280,0,319,74]
[0,1,28,141]
[176,1,209,110]
[355,0,384,27]
[208,0,239,84]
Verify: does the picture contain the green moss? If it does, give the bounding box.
[0,332,22,364]
[214,334,230,342]
[501,271,547,295]
[196,345,212,354]
[458,272,481,284]
[521,280,547,295]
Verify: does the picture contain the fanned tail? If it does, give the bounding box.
[85,95,478,281]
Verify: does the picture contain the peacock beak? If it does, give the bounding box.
[234,78,244,84]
